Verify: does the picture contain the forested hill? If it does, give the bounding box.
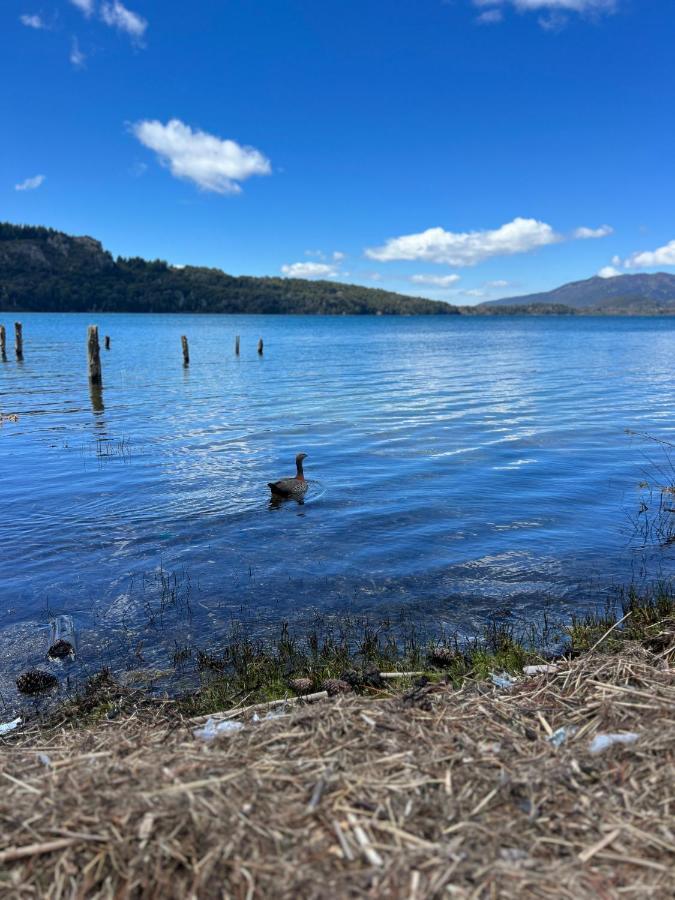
[0,223,459,316]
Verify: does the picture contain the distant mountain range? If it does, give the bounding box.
[483,273,675,313]
[1,222,674,315]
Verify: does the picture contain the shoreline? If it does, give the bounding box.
[2,593,673,897]
[4,588,673,725]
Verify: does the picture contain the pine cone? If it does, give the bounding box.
[322,678,352,696]
[16,670,58,695]
[288,677,313,695]
[48,640,75,660]
[428,646,456,667]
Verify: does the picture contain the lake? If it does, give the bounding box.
[1,313,674,702]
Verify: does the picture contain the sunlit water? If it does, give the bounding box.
[1,314,674,707]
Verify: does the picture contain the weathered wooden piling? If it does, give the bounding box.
[14,322,23,360]
[257,337,264,355]
[235,335,240,356]
[87,325,102,385]
[104,335,111,350]
[0,325,6,360]
[181,335,190,367]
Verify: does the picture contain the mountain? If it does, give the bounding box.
[3,223,674,316]
[483,272,675,313]
[0,223,460,316]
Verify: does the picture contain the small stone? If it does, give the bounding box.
[289,677,313,695]
[322,678,352,696]
[16,670,58,695]
[48,640,74,660]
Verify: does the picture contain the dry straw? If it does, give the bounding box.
[1,644,673,898]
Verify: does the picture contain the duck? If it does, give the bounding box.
[268,452,309,499]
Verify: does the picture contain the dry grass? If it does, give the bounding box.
[1,644,674,899]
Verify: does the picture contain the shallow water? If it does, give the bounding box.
[1,314,674,703]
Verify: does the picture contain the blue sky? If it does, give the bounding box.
[2,0,674,304]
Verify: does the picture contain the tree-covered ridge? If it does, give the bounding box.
[0,223,460,316]
[2,223,673,316]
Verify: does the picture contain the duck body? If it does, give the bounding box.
[268,452,309,498]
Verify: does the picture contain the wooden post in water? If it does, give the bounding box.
[257,337,264,356]
[104,335,111,350]
[0,325,6,360]
[14,322,23,360]
[235,335,240,356]
[181,335,190,367]
[87,325,102,385]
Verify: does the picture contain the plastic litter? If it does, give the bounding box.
[491,672,517,690]
[49,615,76,659]
[38,753,52,767]
[252,706,286,723]
[193,717,244,741]
[478,740,502,755]
[523,664,559,675]
[0,717,21,736]
[500,848,529,863]
[548,725,578,748]
[589,732,639,754]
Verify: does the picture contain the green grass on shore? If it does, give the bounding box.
[177,586,674,719]
[50,586,673,727]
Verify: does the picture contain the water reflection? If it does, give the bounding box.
[89,381,105,416]
[268,493,304,509]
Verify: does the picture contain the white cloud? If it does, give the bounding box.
[573,224,613,239]
[131,119,271,194]
[20,14,46,29]
[623,240,675,269]
[15,174,46,191]
[304,249,345,262]
[281,262,339,279]
[598,266,621,278]
[472,0,617,27]
[410,274,461,287]
[366,217,561,267]
[70,38,86,67]
[477,9,504,23]
[100,1,147,40]
[473,0,617,13]
[70,0,94,15]
[463,289,486,298]
[486,279,509,288]
[538,11,568,29]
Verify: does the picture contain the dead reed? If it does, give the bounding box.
[1,637,673,898]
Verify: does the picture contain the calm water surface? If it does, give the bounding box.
[1,314,674,703]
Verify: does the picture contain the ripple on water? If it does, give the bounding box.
[1,313,674,707]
